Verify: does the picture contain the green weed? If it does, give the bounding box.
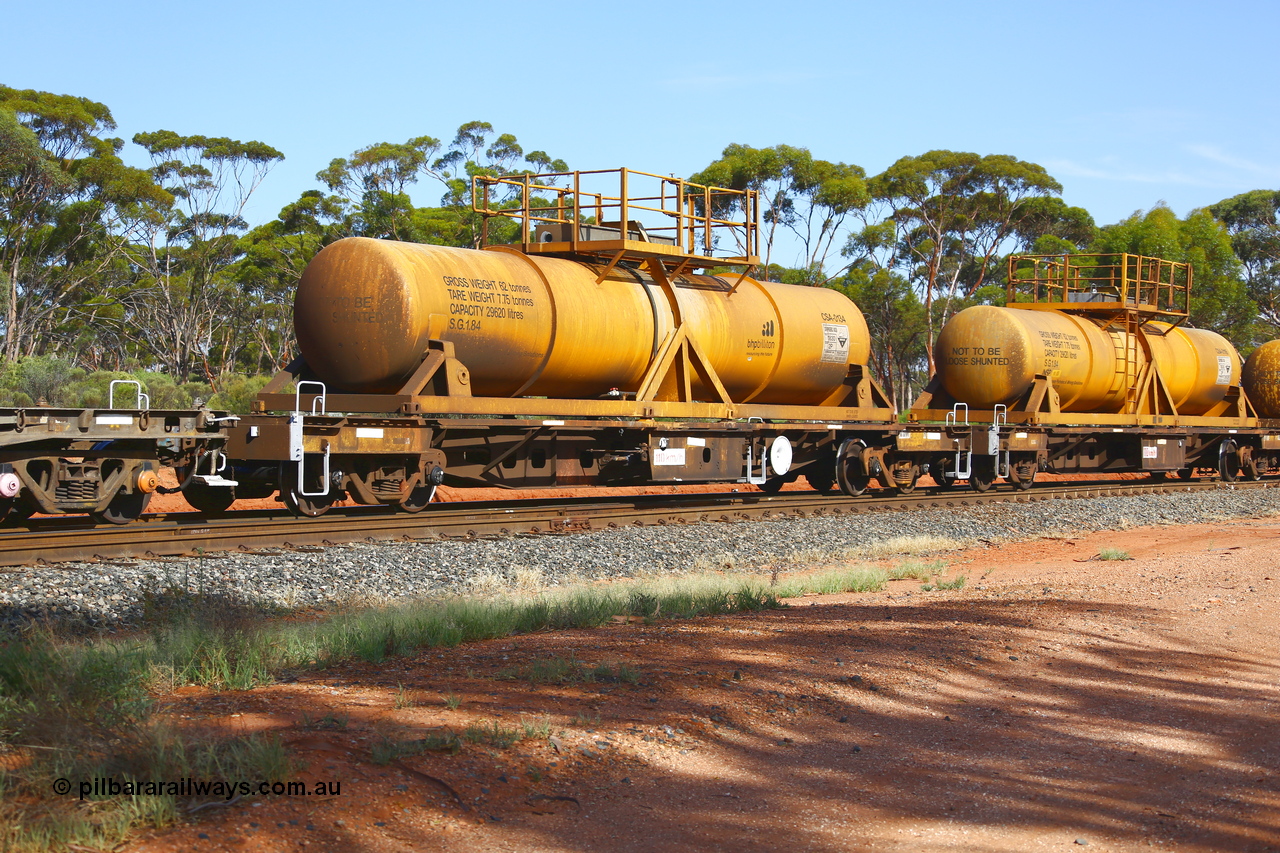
[463,720,523,749]
[889,560,944,581]
[520,716,552,740]
[299,711,348,730]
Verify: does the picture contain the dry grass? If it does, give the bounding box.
[853,534,963,560]
[511,565,546,591]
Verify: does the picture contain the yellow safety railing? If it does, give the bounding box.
[472,168,759,267]
[1008,253,1191,318]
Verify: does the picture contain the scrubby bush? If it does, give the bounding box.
[0,358,220,409]
[207,374,274,413]
[0,355,86,406]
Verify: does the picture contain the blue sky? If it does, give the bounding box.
[5,0,1277,268]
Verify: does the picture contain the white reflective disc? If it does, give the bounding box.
[769,436,793,476]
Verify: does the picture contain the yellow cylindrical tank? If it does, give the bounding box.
[293,237,871,404]
[935,305,1240,414]
[1243,339,1280,418]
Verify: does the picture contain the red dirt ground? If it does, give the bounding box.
[121,514,1280,852]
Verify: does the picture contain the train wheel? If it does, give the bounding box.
[970,458,997,492]
[759,477,788,494]
[837,470,870,496]
[1174,467,1194,480]
[399,484,437,513]
[183,481,237,514]
[805,470,837,494]
[93,490,152,525]
[931,457,956,490]
[280,466,340,518]
[1219,440,1240,483]
[835,450,870,496]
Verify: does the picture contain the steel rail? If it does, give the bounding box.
[0,479,1273,568]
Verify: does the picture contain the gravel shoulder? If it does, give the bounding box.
[7,485,1280,630]
[97,488,1280,853]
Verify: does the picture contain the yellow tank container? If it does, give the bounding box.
[1242,339,1280,418]
[293,237,870,404]
[935,305,1241,414]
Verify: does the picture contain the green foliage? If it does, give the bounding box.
[463,719,524,748]
[1092,204,1258,343]
[0,85,1274,408]
[206,373,273,413]
[888,560,945,581]
[496,656,640,685]
[0,355,84,405]
[370,732,460,764]
[0,86,170,362]
[863,150,1066,370]
[0,358,212,408]
[835,265,927,410]
[932,575,968,590]
[831,149,1074,394]
[692,143,868,272]
[119,129,284,382]
[313,122,567,249]
[1210,189,1280,337]
[0,628,289,852]
[1010,195,1097,252]
[770,566,888,598]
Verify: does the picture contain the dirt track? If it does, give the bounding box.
[127,517,1280,853]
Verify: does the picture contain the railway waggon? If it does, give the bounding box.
[2,167,1279,525]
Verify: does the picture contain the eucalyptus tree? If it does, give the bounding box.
[1093,204,1257,345]
[863,150,1063,370]
[690,144,869,274]
[1210,189,1280,336]
[122,131,284,381]
[834,263,928,410]
[233,190,347,373]
[0,87,168,361]
[1008,195,1096,254]
[316,122,566,248]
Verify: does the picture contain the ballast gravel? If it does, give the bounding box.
[3,487,1279,632]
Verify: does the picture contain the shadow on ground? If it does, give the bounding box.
[149,595,1280,852]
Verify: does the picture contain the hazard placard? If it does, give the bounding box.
[821,323,850,364]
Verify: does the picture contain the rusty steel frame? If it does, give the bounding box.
[911,372,1257,428]
[256,342,896,423]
